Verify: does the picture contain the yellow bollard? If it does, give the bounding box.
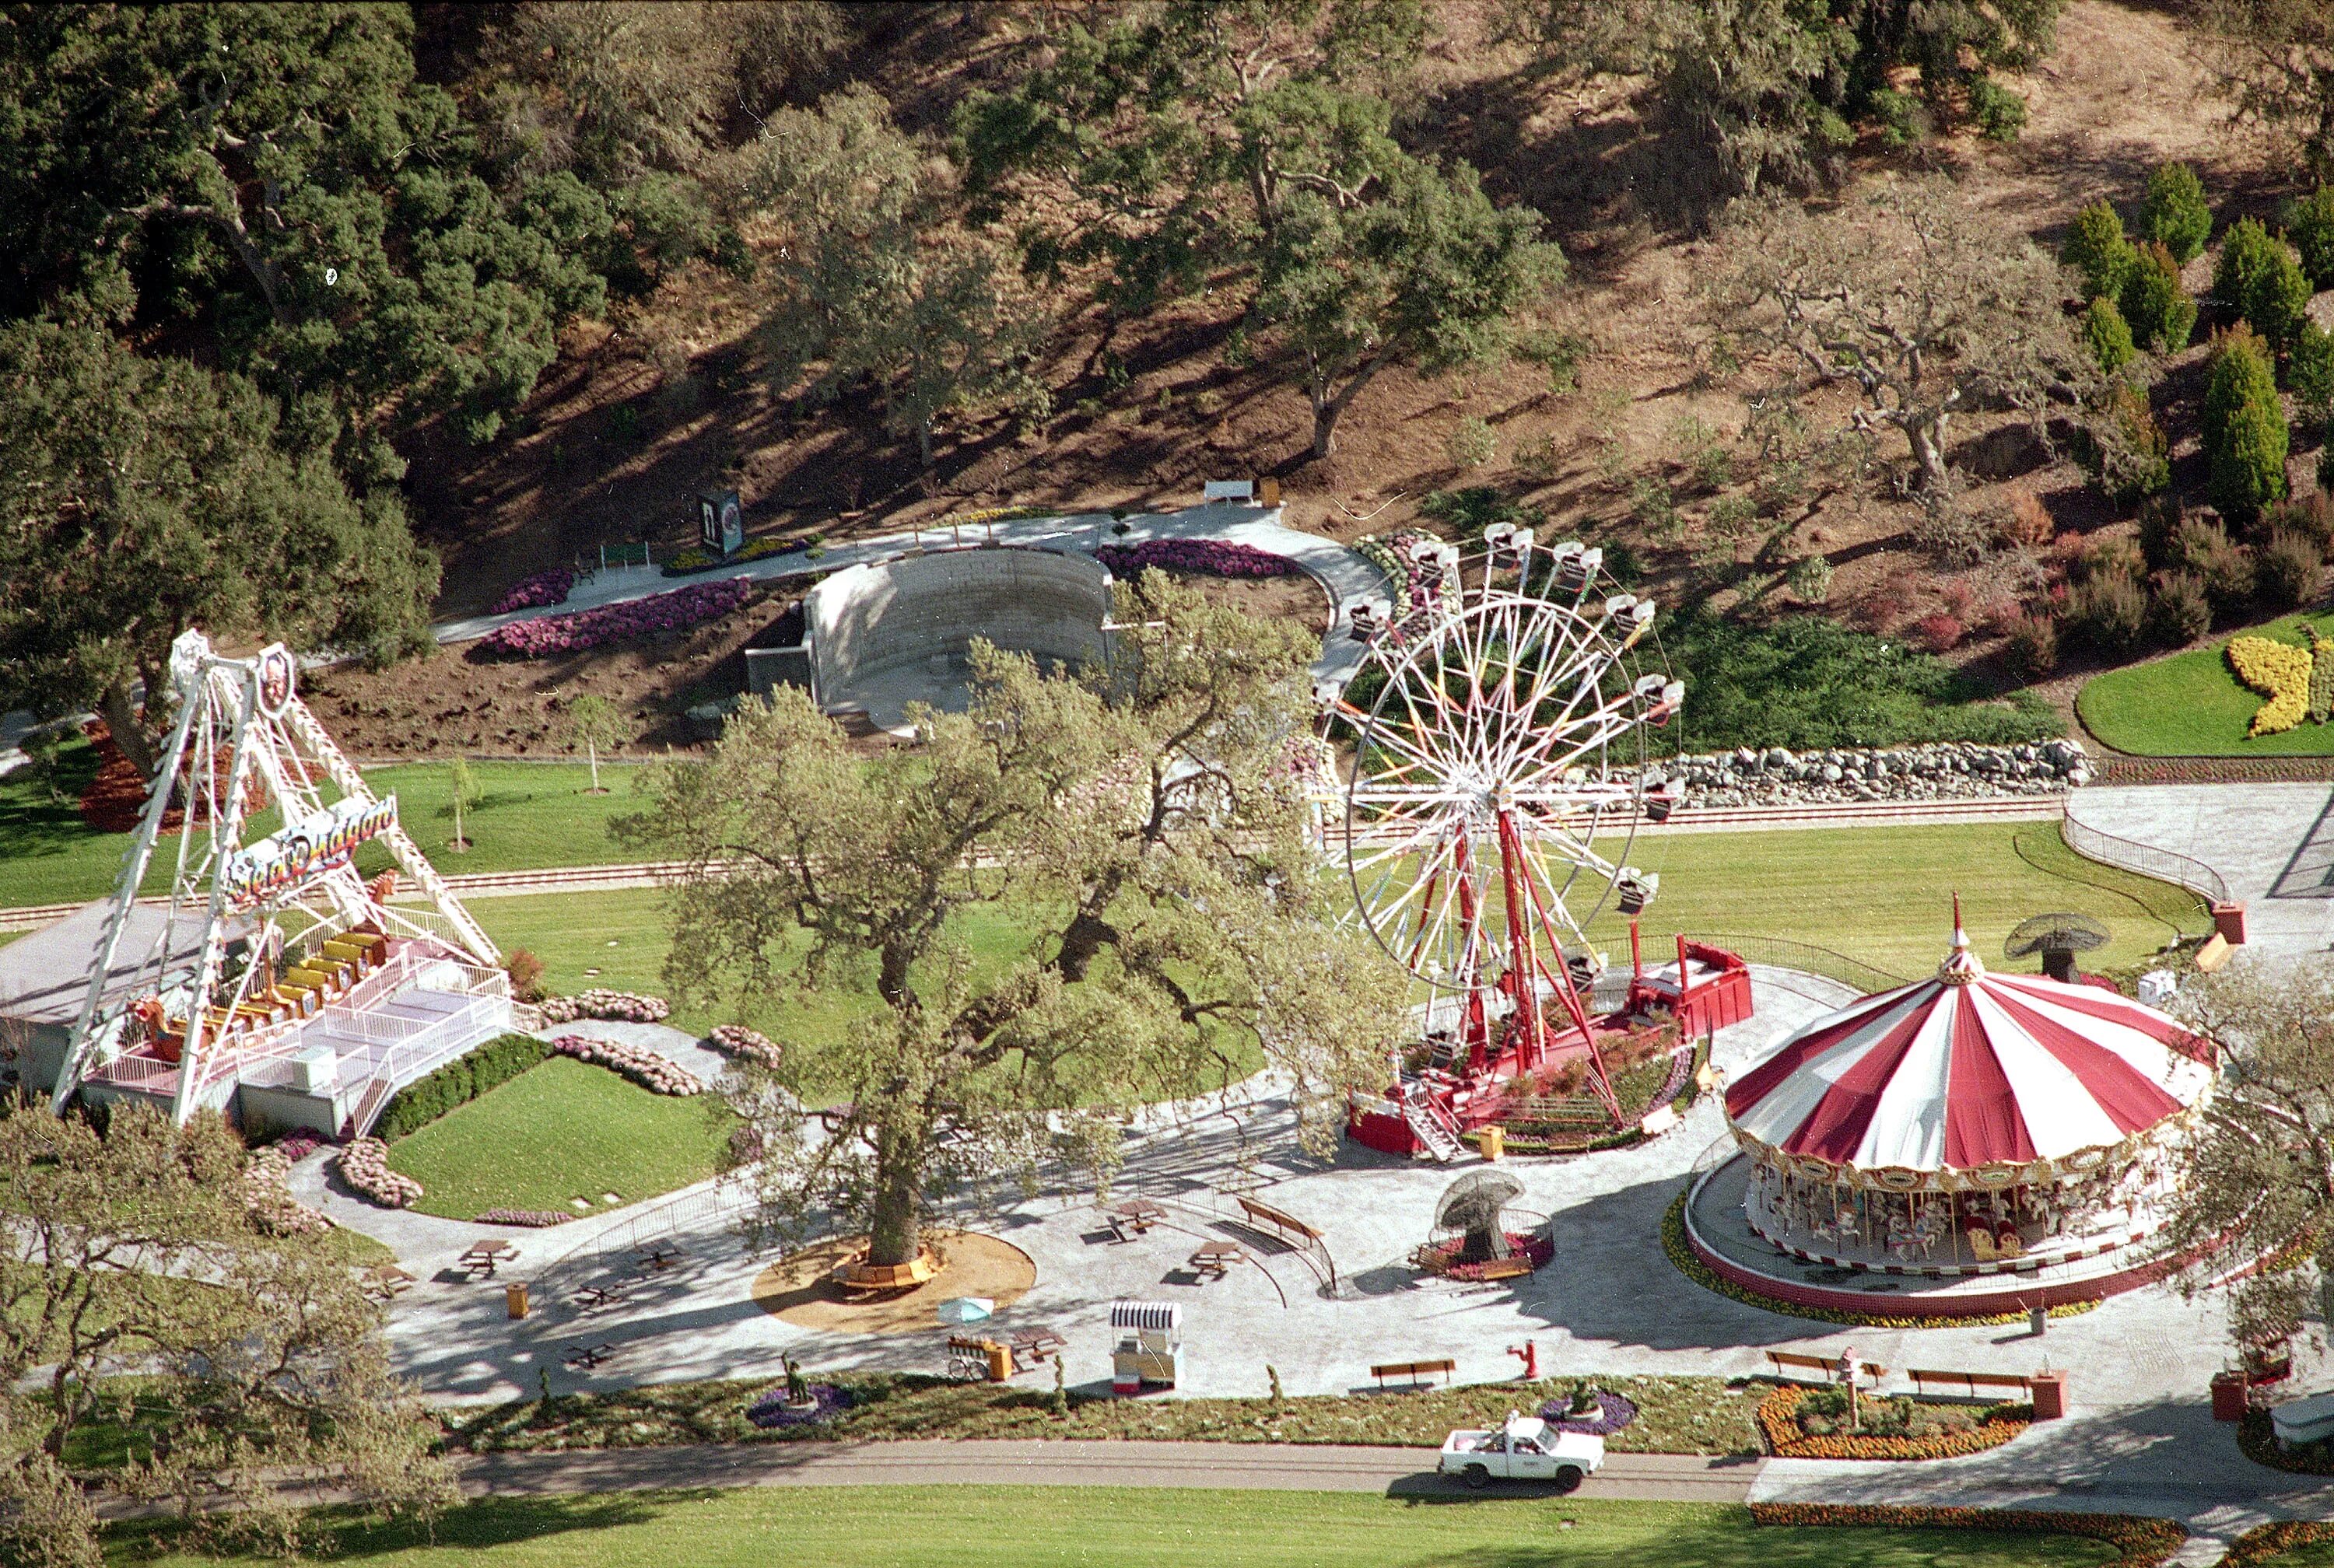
[506,1281,530,1320]
[1477,1125,1505,1161]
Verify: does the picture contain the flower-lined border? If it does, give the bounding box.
[1755,1381,2030,1460]
[1747,1504,2182,1567]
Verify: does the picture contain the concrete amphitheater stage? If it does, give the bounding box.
[1683,1155,2180,1317]
[799,547,1116,736]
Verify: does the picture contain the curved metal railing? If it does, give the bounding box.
[2059,801,2229,906]
[1681,933,1911,996]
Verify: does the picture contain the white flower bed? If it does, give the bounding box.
[538,989,671,1024]
[707,1024,783,1069]
[552,1034,703,1096]
[243,1145,333,1237]
[338,1137,424,1209]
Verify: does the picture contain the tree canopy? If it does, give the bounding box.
[0,317,436,775]
[622,574,1406,1266]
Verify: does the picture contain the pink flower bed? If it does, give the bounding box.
[338,1138,423,1209]
[489,569,576,614]
[477,1208,572,1227]
[552,1034,703,1096]
[538,989,671,1024]
[477,579,751,658]
[1095,539,1298,579]
[707,1024,783,1069]
[243,1146,333,1237]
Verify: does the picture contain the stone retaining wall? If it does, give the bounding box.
[1629,740,2090,808]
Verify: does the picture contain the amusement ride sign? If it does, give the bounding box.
[221,795,398,909]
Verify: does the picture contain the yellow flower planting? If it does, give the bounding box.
[2228,633,2313,736]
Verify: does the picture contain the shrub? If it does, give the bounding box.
[2002,611,2059,680]
[376,1032,553,1141]
[2260,530,2324,607]
[2282,185,2334,289]
[505,948,546,1003]
[2203,325,2292,524]
[1094,538,1298,579]
[1417,487,1540,551]
[1912,611,1964,653]
[2291,323,2334,423]
[2250,240,2317,349]
[2325,414,2334,494]
[2072,564,2147,655]
[2062,201,2134,301]
[1967,77,2027,142]
[1908,495,1996,565]
[2169,516,2255,612]
[537,989,672,1024]
[2080,295,2136,372]
[2118,242,2196,352]
[2266,492,2334,553]
[2081,382,2172,506]
[1786,553,1833,603]
[2216,218,2280,310]
[2002,491,2055,549]
[490,569,576,615]
[551,1034,703,1096]
[476,1209,571,1227]
[337,1139,423,1208]
[2140,162,2213,264]
[2145,570,2212,646]
[2136,495,2183,571]
[1444,415,1496,471]
[477,579,752,657]
[707,1024,783,1069]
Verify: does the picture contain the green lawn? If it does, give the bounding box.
[1588,820,2206,978]
[2076,614,2334,755]
[0,737,650,909]
[384,1057,733,1221]
[108,1489,2118,1568]
[471,888,1265,1101]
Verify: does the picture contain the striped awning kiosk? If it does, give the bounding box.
[1109,1300,1181,1332]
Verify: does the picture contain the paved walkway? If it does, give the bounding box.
[433,503,1392,703]
[2071,783,2334,954]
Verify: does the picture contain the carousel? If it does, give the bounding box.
[1681,910,2219,1316]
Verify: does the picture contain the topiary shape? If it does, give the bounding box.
[2230,632,2314,736]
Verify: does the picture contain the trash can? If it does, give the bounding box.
[1477,1125,1505,1161]
[984,1341,1012,1383]
[2029,1370,2067,1421]
[2212,1369,2248,1423]
[505,1281,530,1320]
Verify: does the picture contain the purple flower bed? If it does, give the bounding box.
[746,1382,852,1429]
[1095,538,1298,579]
[489,569,576,615]
[476,1208,572,1227]
[1540,1389,1638,1436]
[271,1132,328,1164]
[477,579,752,658]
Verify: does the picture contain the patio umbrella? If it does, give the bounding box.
[935,1297,994,1325]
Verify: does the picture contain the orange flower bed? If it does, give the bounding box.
[1755,1381,2031,1460]
[2224,1520,2334,1565]
[1748,1503,2185,1566]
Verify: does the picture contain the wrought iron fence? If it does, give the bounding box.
[2059,803,2228,906]
[1680,933,1910,996]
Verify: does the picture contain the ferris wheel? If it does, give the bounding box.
[1333,526,1684,1093]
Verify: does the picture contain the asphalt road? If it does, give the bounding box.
[452,1440,1765,1503]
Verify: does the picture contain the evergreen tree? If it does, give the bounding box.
[2202,324,2291,523]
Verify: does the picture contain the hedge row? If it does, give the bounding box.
[1755,1381,2031,1460]
[376,1032,551,1142]
[1747,1504,2182,1567]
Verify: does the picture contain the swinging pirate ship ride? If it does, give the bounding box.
[28,628,513,1136]
[1333,527,1750,1161]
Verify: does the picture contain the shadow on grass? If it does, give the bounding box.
[110,1491,698,1562]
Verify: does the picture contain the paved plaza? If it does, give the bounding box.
[2073,783,2334,954]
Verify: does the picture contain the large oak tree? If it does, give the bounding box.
[623,575,1407,1267]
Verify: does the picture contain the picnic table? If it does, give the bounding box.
[563,1342,615,1370]
[1106,1199,1165,1238]
[359,1264,416,1300]
[1008,1327,1068,1367]
[574,1283,627,1311]
[1190,1243,1245,1279]
[460,1241,517,1278]
[634,1243,683,1272]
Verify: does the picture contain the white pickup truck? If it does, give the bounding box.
[1439,1412,1604,1491]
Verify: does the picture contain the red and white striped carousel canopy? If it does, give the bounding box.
[1725,927,2215,1174]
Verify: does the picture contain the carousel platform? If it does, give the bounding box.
[1683,1155,2179,1318]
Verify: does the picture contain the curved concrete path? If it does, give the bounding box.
[432,503,1392,702]
[2070,783,2334,956]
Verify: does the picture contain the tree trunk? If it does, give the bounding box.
[918,415,934,471]
[1905,411,1951,492]
[100,680,159,781]
[1311,399,1337,459]
[864,1130,923,1268]
[1056,908,1119,982]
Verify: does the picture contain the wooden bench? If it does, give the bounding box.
[1768,1349,1886,1388]
[1371,1358,1456,1389]
[1909,1369,2033,1401]
[1236,1195,1323,1246]
[832,1253,936,1295]
[1472,1257,1536,1283]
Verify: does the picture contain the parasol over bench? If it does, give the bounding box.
[1724,919,2214,1193]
